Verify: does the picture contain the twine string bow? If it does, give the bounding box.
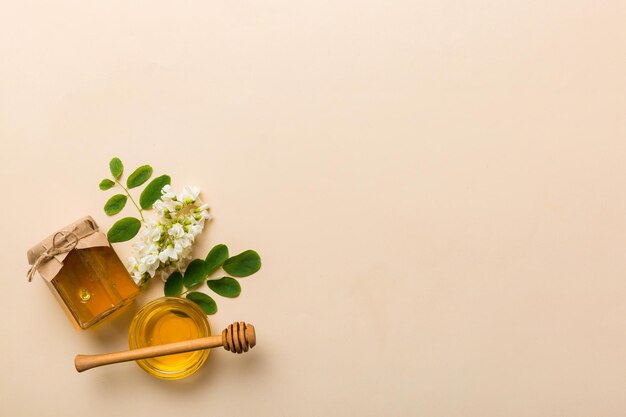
[27,230,79,282]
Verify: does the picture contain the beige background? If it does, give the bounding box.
[2,1,626,416]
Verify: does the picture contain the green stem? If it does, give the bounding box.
[115,179,145,221]
[180,279,209,296]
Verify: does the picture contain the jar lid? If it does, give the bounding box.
[27,216,100,264]
[26,216,110,282]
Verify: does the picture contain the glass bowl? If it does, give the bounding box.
[128,297,211,380]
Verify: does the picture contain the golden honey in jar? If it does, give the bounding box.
[51,246,139,329]
[129,297,211,380]
[27,217,140,330]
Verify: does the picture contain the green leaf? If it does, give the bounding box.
[205,244,229,275]
[164,271,184,296]
[139,175,171,209]
[183,259,207,288]
[223,250,262,277]
[126,165,153,189]
[207,277,241,298]
[109,157,123,179]
[107,217,141,243]
[104,194,128,215]
[99,179,115,190]
[186,292,217,315]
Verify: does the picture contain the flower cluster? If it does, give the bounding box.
[128,185,211,285]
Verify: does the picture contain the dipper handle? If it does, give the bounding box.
[75,322,255,372]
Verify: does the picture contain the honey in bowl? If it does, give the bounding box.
[129,297,211,380]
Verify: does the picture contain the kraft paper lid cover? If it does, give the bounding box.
[27,216,110,282]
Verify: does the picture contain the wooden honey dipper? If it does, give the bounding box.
[75,322,256,372]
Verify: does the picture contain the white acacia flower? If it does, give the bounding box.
[128,256,139,270]
[179,185,200,203]
[196,210,211,221]
[132,242,146,254]
[141,254,158,267]
[153,200,167,214]
[158,247,178,263]
[158,198,179,214]
[131,270,143,284]
[180,235,193,247]
[149,227,162,242]
[168,223,185,238]
[189,224,203,236]
[161,184,176,200]
[127,184,212,286]
[145,243,159,256]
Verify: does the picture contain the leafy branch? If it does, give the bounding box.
[98,156,260,312]
[164,244,261,315]
[99,157,171,242]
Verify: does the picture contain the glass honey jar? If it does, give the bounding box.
[27,216,140,330]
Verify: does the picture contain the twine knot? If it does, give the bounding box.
[27,230,79,282]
